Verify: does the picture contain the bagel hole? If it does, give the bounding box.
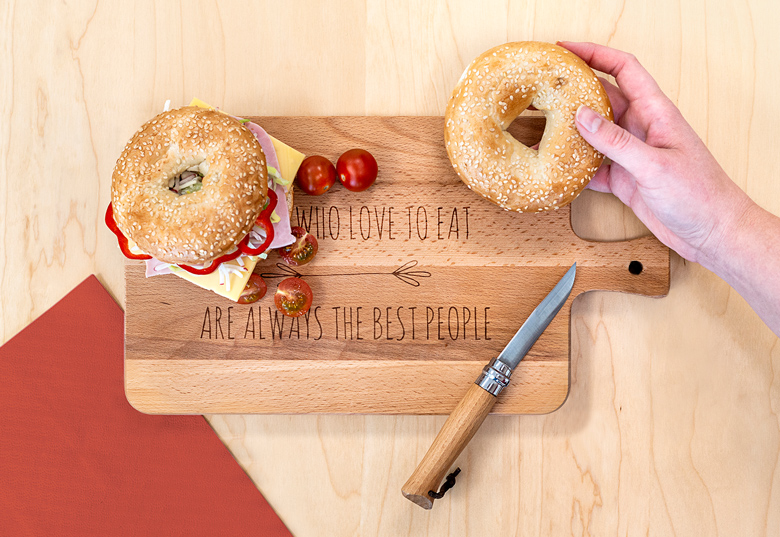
[506,109,546,151]
[169,164,205,195]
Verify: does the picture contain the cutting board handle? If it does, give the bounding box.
[402,383,497,509]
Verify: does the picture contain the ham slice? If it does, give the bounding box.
[269,183,294,249]
[245,121,295,249]
[245,121,280,171]
[145,257,173,277]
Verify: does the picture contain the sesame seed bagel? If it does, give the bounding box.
[445,41,613,212]
[111,106,268,265]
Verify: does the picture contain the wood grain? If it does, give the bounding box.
[4,1,780,536]
[124,117,669,414]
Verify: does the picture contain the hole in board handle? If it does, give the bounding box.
[628,261,643,275]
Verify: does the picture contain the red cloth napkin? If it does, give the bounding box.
[0,276,292,536]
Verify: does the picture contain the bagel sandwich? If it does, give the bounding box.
[107,99,305,301]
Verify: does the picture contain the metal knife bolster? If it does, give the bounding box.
[475,357,513,396]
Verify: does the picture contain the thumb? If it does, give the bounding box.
[575,105,656,177]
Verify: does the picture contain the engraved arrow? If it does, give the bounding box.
[259,260,432,287]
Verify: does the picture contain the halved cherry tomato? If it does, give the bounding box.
[274,277,313,317]
[237,273,267,304]
[296,155,336,195]
[336,149,377,192]
[279,227,318,266]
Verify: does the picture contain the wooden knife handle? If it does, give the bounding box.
[402,383,497,509]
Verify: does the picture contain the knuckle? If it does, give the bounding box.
[649,153,671,176]
[606,125,634,153]
[649,96,677,118]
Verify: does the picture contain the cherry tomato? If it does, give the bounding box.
[274,277,313,317]
[279,227,318,266]
[296,155,336,195]
[336,149,378,192]
[237,273,267,304]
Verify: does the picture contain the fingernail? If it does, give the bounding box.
[576,105,602,133]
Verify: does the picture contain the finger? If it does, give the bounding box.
[602,162,640,208]
[575,105,660,178]
[598,76,628,120]
[557,41,663,102]
[585,162,612,193]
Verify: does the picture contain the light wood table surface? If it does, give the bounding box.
[3,1,779,535]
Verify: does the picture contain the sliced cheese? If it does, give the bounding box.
[189,97,213,109]
[157,98,306,301]
[171,257,259,302]
[270,137,305,187]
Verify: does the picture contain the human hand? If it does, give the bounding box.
[558,41,753,266]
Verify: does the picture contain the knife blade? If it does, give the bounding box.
[402,262,577,509]
[497,262,577,370]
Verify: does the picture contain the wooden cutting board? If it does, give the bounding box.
[124,116,669,415]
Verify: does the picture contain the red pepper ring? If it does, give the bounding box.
[105,203,152,260]
[178,189,277,275]
[238,188,277,256]
[106,186,278,274]
[176,238,247,275]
